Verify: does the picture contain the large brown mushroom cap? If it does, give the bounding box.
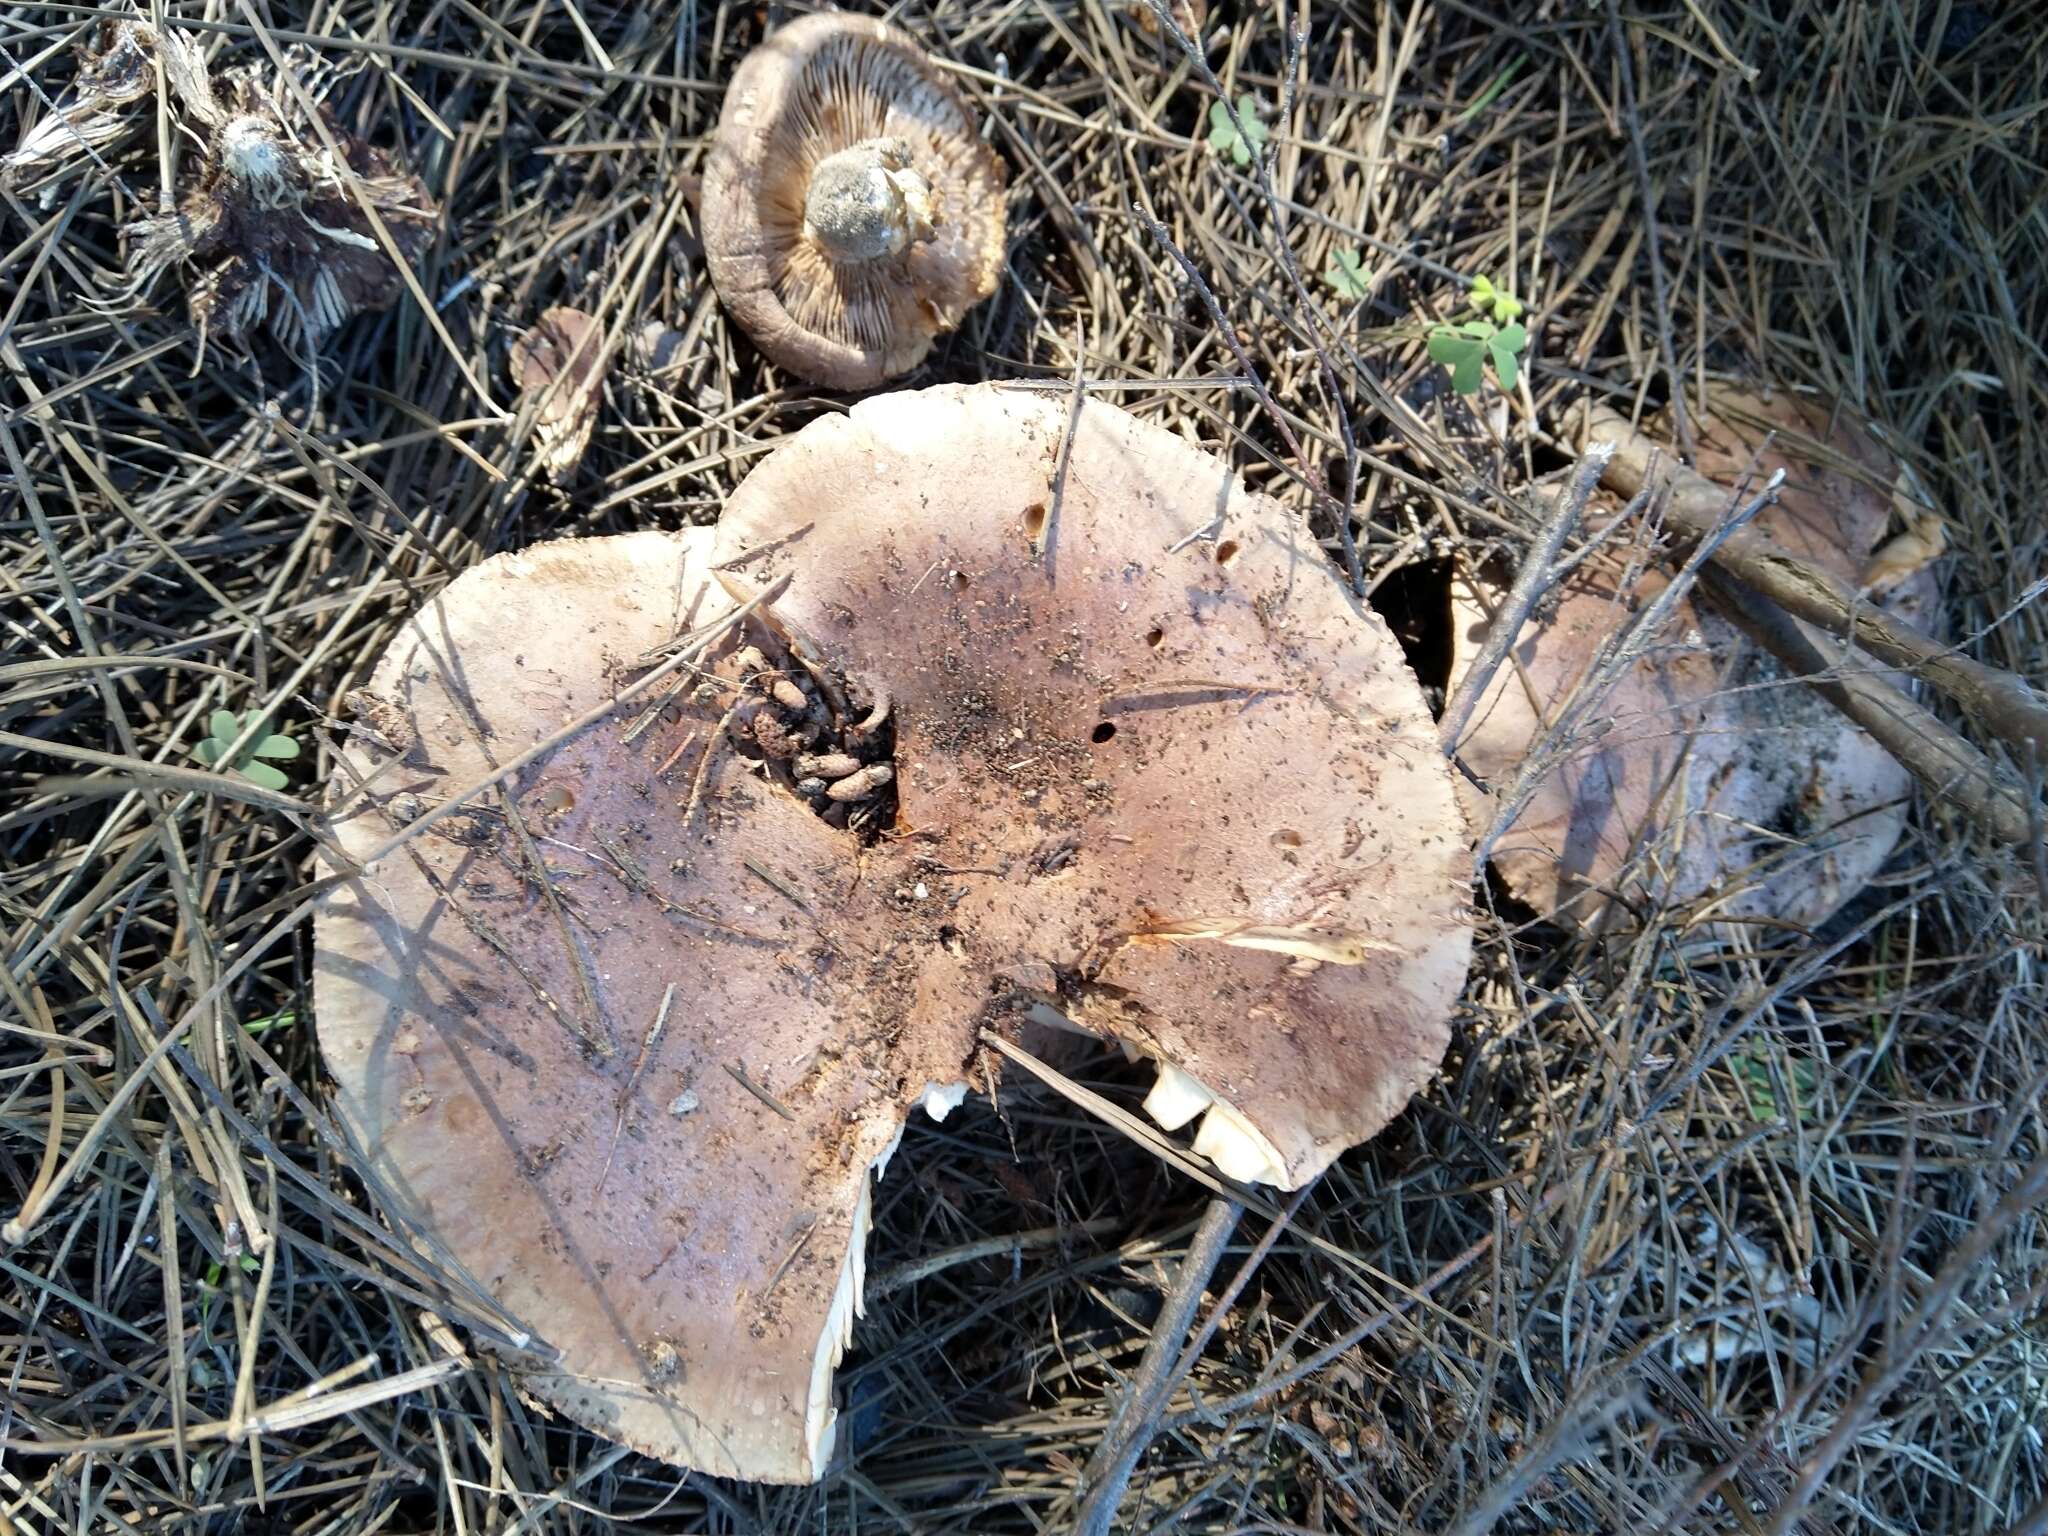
[701,14,1006,390]
[1449,387,1939,930]
[712,385,1472,1187]
[315,388,1470,1484]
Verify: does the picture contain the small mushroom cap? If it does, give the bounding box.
[701,14,1007,389]
[510,307,607,482]
[713,384,1473,1188]
[1450,387,1939,930]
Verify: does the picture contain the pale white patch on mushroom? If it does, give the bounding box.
[1190,1100,1289,1188]
[1141,1059,1212,1132]
[916,1080,970,1122]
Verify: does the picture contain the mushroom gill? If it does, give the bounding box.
[702,15,1007,388]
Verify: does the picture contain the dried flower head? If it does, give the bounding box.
[124,31,439,352]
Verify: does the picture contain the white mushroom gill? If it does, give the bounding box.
[1190,1098,1289,1187]
[1136,1053,1290,1188]
[917,1080,970,1122]
[1141,1059,1211,1131]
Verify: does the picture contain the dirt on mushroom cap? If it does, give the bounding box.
[314,388,1471,1485]
[713,384,1473,1188]
[700,14,1007,389]
[1449,386,1940,931]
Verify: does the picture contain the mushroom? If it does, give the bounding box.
[315,386,1470,1482]
[1448,386,1940,930]
[509,307,607,483]
[124,31,439,350]
[700,15,1007,390]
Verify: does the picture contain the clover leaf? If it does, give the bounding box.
[1207,94,1268,167]
[194,708,299,791]
[1426,317,1529,395]
[1469,274,1525,324]
[1324,248,1370,300]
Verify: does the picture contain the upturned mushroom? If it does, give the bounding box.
[509,307,607,483]
[125,31,439,350]
[1448,386,1939,930]
[700,15,1007,389]
[314,384,1470,1482]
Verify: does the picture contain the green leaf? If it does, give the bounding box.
[240,761,288,791]
[209,710,239,744]
[1426,327,1472,367]
[1428,327,1490,394]
[252,734,298,760]
[195,739,222,766]
[1489,339,1519,390]
[1206,95,1266,166]
[1493,322,1528,353]
[1324,249,1370,300]
[1460,319,1495,338]
[1491,293,1525,324]
[1469,274,1497,307]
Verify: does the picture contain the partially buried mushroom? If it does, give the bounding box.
[701,14,1007,389]
[314,384,1470,1481]
[126,30,439,350]
[1448,386,1940,931]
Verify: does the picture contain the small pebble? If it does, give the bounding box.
[668,1091,699,1117]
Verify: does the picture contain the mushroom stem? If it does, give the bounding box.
[803,137,936,263]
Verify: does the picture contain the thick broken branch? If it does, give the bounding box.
[1698,565,2035,846]
[1574,402,2048,760]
